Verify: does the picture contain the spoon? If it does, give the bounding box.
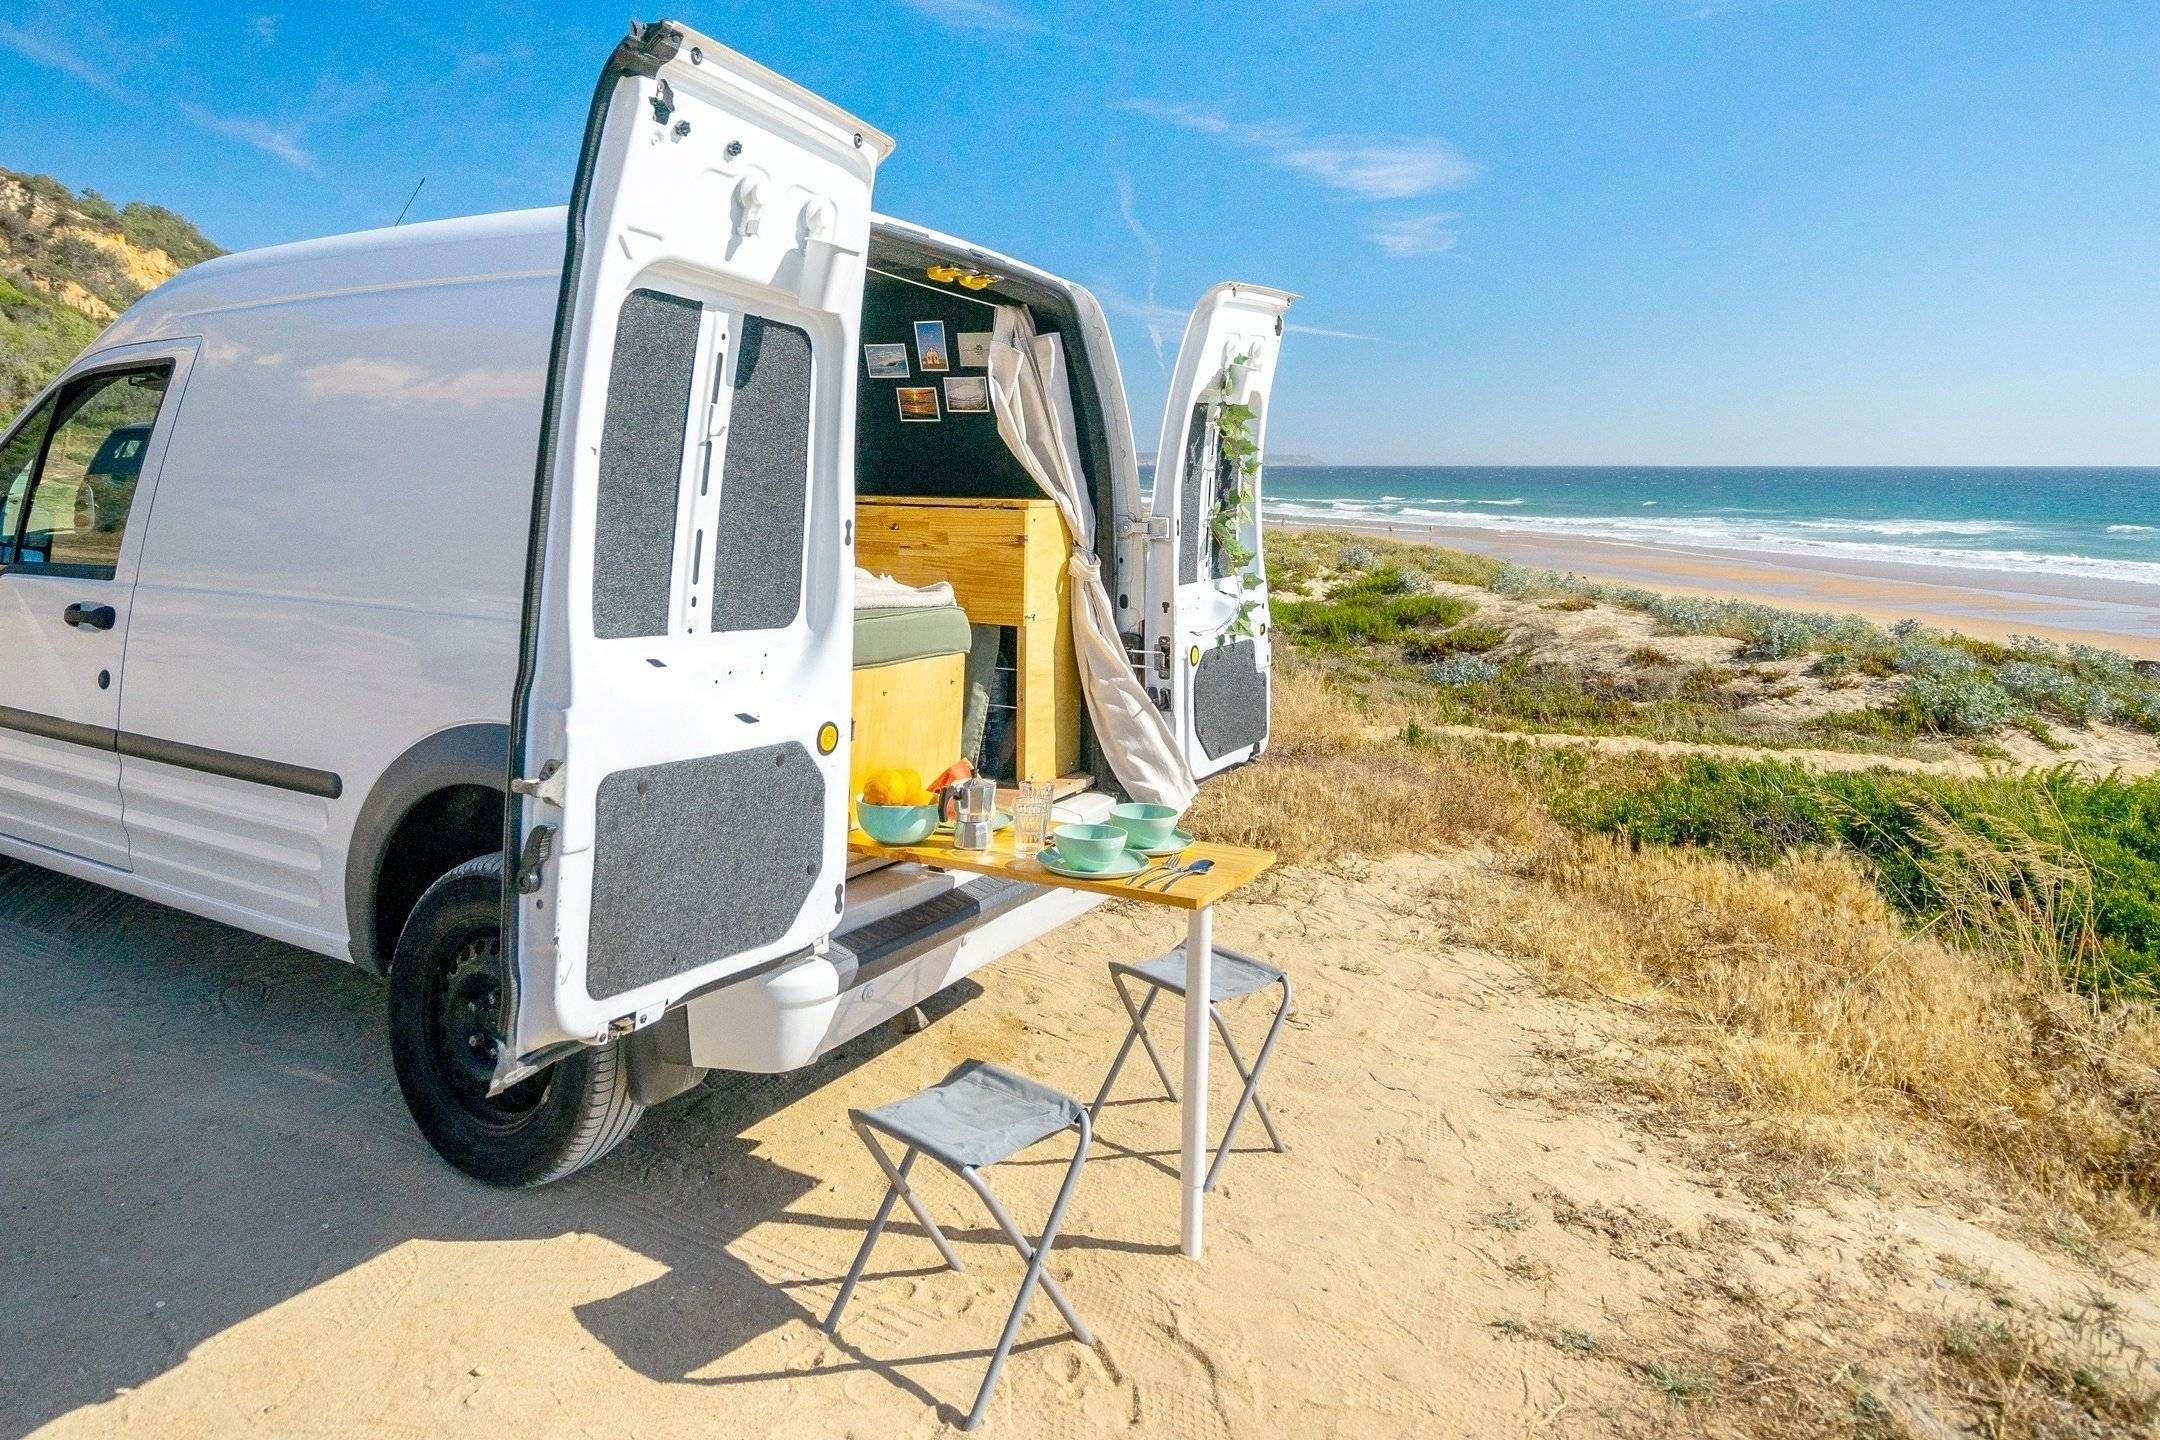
[1151,858,1214,891]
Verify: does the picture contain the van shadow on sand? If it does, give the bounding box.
[0,856,994,1436]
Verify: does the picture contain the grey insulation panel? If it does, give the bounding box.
[584,743,826,1002]
[710,316,812,633]
[593,288,700,640]
[1176,403,1207,585]
[1192,639,1269,761]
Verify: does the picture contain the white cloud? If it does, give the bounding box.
[178,102,314,169]
[1287,322,1377,341]
[1369,212,1461,258]
[0,19,123,93]
[303,358,540,409]
[1112,167,1171,368]
[900,0,1043,33]
[1122,98,1477,201]
[254,15,278,44]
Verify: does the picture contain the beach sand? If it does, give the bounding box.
[10,847,2157,1437]
[1275,515,2160,660]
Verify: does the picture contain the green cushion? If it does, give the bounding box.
[853,602,973,669]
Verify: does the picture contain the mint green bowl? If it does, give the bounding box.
[1050,822,1129,872]
[858,802,938,845]
[1108,802,1182,850]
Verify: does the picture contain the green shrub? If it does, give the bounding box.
[1554,756,2160,999]
[1404,622,1505,662]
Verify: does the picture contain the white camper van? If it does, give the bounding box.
[0,22,1289,1185]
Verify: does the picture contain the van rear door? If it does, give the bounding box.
[500,22,889,1079]
[1143,283,1296,781]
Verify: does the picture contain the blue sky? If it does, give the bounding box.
[3,1,2157,465]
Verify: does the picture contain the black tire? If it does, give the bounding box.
[387,853,643,1186]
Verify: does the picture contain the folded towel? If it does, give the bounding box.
[855,566,957,610]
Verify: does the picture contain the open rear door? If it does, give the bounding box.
[1144,283,1296,782]
[499,22,890,1080]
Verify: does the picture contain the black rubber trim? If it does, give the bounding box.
[116,732,343,798]
[0,703,116,752]
[345,723,510,971]
[831,875,1034,989]
[0,705,340,797]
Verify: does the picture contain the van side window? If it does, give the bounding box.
[0,395,57,565]
[708,315,812,633]
[7,366,172,579]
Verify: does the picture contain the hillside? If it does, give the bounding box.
[0,167,222,418]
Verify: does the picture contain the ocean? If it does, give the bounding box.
[1253,467,2160,588]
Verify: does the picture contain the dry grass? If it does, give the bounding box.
[1187,655,1541,862]
[1459,834,2160,1227]
[1227,646,2160,1228]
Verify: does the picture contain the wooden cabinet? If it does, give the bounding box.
[854,495,1082,782]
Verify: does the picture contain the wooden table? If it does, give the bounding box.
[849,827,1276,1257]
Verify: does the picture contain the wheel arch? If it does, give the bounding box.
[346,723,509,974]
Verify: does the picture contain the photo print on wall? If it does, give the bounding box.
[943,376,990,413]
[863,343,910,379]
[913,320,950,372]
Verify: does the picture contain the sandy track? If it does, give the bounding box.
[4,854,2151,1437]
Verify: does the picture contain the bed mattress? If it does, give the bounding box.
[853,602,973,669]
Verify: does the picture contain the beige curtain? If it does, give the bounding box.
[987,306,1196,812]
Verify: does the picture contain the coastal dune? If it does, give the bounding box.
[1272,513,2160,660]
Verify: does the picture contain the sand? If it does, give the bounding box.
[7,847,2155,1437]
[1277,516,2160,660]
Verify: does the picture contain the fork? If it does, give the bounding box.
[1151,858,1214,892]
[1132,857,1191,890]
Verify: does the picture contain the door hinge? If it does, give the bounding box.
[516,824,556,895]
[510,760,566,808]
[1153,635,1172,678]
[1123,516,1172,541]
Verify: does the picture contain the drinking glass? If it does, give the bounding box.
[1012,781,1052,858]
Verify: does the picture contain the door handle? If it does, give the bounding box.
[63,603,116,631]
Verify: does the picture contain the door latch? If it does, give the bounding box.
[516,824,556,895]
[510,760,566,808]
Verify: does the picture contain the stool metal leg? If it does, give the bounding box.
[961,1113,1093,1431]
[1202,974,1294,1192]
[851,1116,967,1275]
[824,1146,918,1333]
[1089,974,1176,1120]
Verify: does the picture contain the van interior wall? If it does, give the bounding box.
[854,271,1033,498]
[852,265,1107,791]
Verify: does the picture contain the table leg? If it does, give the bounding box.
[1181,903,1212,1258]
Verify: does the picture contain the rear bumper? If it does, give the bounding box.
[677,877,1101,1072]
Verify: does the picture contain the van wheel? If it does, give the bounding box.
[387,853,643,1186]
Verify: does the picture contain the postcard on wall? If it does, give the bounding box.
[896,386,941,422]
[956,330,992,368]
[862,343,910,379]
[943,376,990,414]
[913,320,950,371]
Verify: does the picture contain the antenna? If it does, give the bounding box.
[393,178,426,227]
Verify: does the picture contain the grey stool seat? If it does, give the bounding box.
[864,1062,1082,1171]
[825,1060,1092,1431]
[1120,945,1284,1002]
[1091,944,1292,1193]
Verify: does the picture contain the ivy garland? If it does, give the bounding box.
[1207,354,1264,641]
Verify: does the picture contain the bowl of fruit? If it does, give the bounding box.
[857,767,941,845]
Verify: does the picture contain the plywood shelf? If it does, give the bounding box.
[856,495,1082,783]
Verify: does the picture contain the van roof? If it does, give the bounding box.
[101,208,570,349]
[102,207,1094,353]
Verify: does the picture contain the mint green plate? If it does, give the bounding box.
[1132,828,1195,858]
[1036,846,1147,880]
